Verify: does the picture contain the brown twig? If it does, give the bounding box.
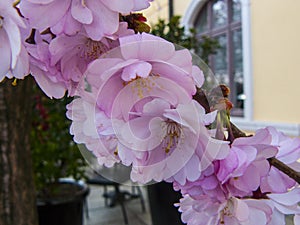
[268,157,300,184]
[194,86,300,184]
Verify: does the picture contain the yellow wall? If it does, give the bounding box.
[143,0,169,25]
[251,0,300,123]
[143,0,300,124]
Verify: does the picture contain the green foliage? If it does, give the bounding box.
[31,88,86,194]
[151,16,220,63]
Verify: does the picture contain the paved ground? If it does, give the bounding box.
[84,184,152,225]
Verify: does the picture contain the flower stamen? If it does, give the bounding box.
[162,120,182,154]
[84,39,109,61]
[125,74,159,99]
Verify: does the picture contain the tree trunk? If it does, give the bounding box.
[0,77,38,225]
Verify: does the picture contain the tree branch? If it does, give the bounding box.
[268,157,300,184]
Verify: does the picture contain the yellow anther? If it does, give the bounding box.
[114,147,118,156]
[125,74,159,99]
[13,0,20,7]
[162,121,182,154]
[84,39,109,61]
[12,78,17,86]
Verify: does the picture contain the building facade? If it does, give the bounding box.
[144,0,300,136]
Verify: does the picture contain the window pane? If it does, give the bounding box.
[233,29,244,109]
[232,0,241,22]
[213,34,228,85]
[195,6,208,33]
[212,0,227,28]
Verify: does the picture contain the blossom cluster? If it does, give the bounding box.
[1,1,299,224]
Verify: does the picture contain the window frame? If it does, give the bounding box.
[183,0,253,121]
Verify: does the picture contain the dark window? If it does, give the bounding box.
[195,0,244,116]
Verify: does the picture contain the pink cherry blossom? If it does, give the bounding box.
[27,23,131,98]
[85,33,203,116]
[75,33,205,183]
[267,188,300,225]
[66,88,120,167]
[177,194,273,225]
[25,32,66,98]
[19,0,152,40]
[0,1,29,80]
[261,127,300,193]
[116,99,224,184]
[173,164,229,202]
[216,128,278,196]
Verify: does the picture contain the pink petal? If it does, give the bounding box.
[31,66,66,99]
[120,33,175,61]
[51,10,81,35]
[4,18,21,68]
[101,0,134,14]
[27,0,55,4]
[71,0,93,24]
[142,98,170,115]
[0,29,11,78]
[132,0,151,11]
[84,1,119,40]
[166,49,192,74]
[192,65,205,88]
[19,0,71,31]
[11,45,29,79]
[117,116,164,151]
[268,188,300,206]
[121,61,152,81]
[234,198,249,222]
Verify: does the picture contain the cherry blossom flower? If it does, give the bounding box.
[25,32,66,98]
[261,127,300,193]
[66,88,120,167]
[19,0,152,40]
[85,33,203,116]
[267,188,300,225]
[68,33,206,183]
[173,164,229,202]
[0,0,29,80]
[177,194,273,225]
[216,128,278,197]
[27,23,131,98]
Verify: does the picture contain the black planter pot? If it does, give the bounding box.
[147,182,184,225]
[37,180,89,225]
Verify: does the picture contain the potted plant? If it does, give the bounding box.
[31,88,89,225]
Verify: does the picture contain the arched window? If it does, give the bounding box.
[195,0,244,116]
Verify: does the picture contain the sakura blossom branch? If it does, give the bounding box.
[1,1,300,224]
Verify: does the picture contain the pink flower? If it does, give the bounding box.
[177,194,273,225]
[216,128,278,196]
[261,127,300,193]
[267,188,300,225]
[173,164,229,202]
[117,99,220,183]
[86,33,203,117]
[26,32,66,98]
[19,0,152,40]
[27,23,131,98]
[70,33,205,183]
[66,88,120,167]
[0,1,29,80]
